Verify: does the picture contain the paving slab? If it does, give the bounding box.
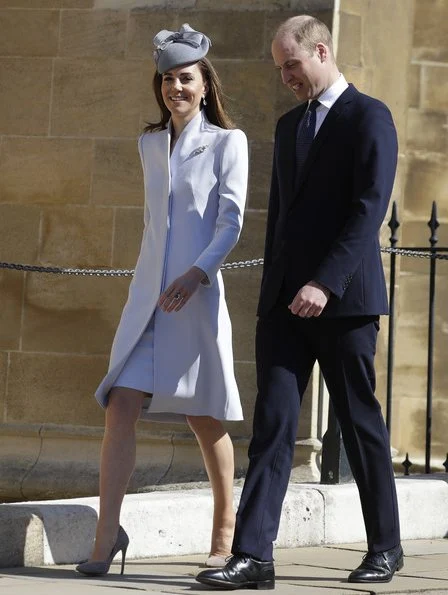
[2,477,448,568]
[2,540,448,594]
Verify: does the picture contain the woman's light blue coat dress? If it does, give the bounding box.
[95,111,248,422]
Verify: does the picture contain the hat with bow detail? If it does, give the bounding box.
[153,23,212,74]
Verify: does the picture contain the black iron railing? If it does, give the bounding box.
[320,200,448,483]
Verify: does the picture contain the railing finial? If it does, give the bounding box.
[428,201,439,247]
[388,200,400,246]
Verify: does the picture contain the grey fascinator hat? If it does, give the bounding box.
[153,23,212,74]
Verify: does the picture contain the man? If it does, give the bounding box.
[196,15,402,590]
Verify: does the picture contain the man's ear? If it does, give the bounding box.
[316,43,328,62]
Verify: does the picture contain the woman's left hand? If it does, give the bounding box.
[158,266,207,313]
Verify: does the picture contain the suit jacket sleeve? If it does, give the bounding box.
[193,129,248,285]
[313,101,398,299]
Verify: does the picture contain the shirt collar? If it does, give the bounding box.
[316,73,349,110]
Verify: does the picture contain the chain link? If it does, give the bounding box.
[381,247,448,260]
[0,250,446,277]
[0,258,264,277]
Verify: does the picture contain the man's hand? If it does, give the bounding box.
[289,280,330,317]
[158,266,206,313]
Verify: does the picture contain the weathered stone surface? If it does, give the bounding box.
[196,0,266,8]
[338,0,363,14]
[92,139,144,206]
[422,65,448,113]
[22,428,103,499]
[408,64,421,108]
[127,10,178,59]
[6,352,108,426]
[394,397,448,466]
[217,61,277,141]
[51,58,147,137]
[297,366,318,439]
[227,210,267,263]
[248,141,273,210]
[139,77,164,131]
[0,0,446,502]
[182,11,264,60]
[412,0,448,63]
[131,429,185,489]
[0,137,92,205]
[0,58,52,135]
[0,0,60,6]
[400,219,448,274]
[393,394,426,459]
[0,204,40,262]
[0,269,24,350]
[0,426,43,501]
[112,207,144,268]
[265,10,303,60]
[0,507,44,567]
[60,9,127,58]
[290,0,333,9]
[407,108,447,154]
[64,0,93,7]
[392,273,448,453]
[0,352,7,416]
[361,0,414,145]
[404,156,448,220]
[0,9,59,57]
[337,12,361,66]
[225,268,261,362]
[341,64,364,90]
[40,205,114,267]
[22,274,129,354]
[399,0,448,472]
[388,153,406,218]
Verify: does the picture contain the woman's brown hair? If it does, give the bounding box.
[143,58,234,133]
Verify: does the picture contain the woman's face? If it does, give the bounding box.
[161,62,208,123]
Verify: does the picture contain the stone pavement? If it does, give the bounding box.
[1,539,448,594]
[2,477,448,568]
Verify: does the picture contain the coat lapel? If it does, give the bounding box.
[164,126,171,196]
[171,110,207,165]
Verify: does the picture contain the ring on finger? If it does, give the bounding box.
[174,292,182,301]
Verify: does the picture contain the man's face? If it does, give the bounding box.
[271,34,326,103]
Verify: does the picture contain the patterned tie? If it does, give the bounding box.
[295,99,319,187]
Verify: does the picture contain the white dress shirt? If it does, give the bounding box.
[314,73,349,136]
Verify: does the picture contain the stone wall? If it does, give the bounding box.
[0,0,333,500]
[337,0,448,470]
[394,0,448,467]
[1,0,445,501]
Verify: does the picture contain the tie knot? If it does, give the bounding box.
[309,99,320,112]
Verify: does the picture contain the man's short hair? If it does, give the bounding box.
[275,15,334,58]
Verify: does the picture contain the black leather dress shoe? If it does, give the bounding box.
[348,544,404,583]
[196,554,275,590]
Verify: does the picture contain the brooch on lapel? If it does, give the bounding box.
[191,145,208,157]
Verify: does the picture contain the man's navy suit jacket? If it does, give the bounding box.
[257,83,398,319]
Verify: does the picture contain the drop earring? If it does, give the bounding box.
[202,94,207,106]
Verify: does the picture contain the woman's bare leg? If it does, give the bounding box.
[187,416,236,557]
[89,387,146,561]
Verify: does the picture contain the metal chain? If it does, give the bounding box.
[0,250,446,277]
[0,258,264,277]
[381,247,448,259]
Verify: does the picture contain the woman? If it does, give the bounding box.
[76,24,248,576]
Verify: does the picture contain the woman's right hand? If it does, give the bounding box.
[158,266,207,313]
